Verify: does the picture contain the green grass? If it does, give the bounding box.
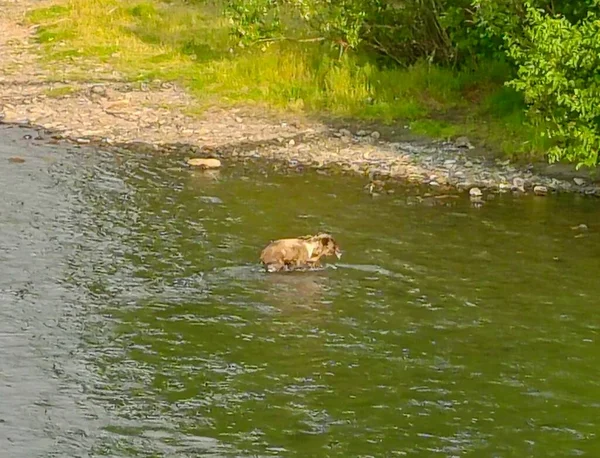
[27,4,71,22]
[26,0,552,159]
[44,85,76,98]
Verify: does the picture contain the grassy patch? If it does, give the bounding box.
[409,120,460,140]
[44,85,76,98]
[27,4,71,22]
[25,0,551,160]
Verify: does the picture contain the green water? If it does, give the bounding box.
[1,124,600,457]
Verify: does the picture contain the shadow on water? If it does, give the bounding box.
[2,122,600,456]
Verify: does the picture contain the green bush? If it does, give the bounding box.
[224,0,282,46]
[224,0,464,65]
[506,2,600,167]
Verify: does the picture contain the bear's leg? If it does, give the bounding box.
[265,261,285,272]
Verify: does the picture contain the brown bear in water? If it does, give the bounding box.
[260,233,342,272]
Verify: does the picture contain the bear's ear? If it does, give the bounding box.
[319,235,332,246]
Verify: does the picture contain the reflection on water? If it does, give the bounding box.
[263,271,329,311]
[1,123,600,457]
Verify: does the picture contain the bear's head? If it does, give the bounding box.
[314,233,342,259]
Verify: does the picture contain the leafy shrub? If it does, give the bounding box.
[225,0,282,46]
[506,2,600,167]
[224,0,463,64]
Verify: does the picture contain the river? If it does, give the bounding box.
[1,123,599,457]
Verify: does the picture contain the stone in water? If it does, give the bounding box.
[187,158,222,169]
[469,187,482,197]
[512,177,525,191]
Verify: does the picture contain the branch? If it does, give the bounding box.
[366,37,407,67]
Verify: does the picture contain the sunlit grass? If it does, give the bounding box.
[44,85,76,97]
[26,0,551,159]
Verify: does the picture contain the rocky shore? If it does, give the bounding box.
[1,0,599,198]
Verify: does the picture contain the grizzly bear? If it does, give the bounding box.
[260,233,342,272]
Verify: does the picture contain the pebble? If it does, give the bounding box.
[90,85,106,96]
[533,185,548,196]
[356,130,369,137]
[469,187,483,197]
[455,136,474,149]
[339,128,352,137]
[512,177,525,192]
[573,177,586,186]
[288,139,295,146]
[371,131,381,140]
[187,158,222,168]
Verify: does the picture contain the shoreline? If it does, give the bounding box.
[3,115,600,199]
[1,1,599,197]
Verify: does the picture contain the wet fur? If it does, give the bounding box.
[260,233,342,272]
